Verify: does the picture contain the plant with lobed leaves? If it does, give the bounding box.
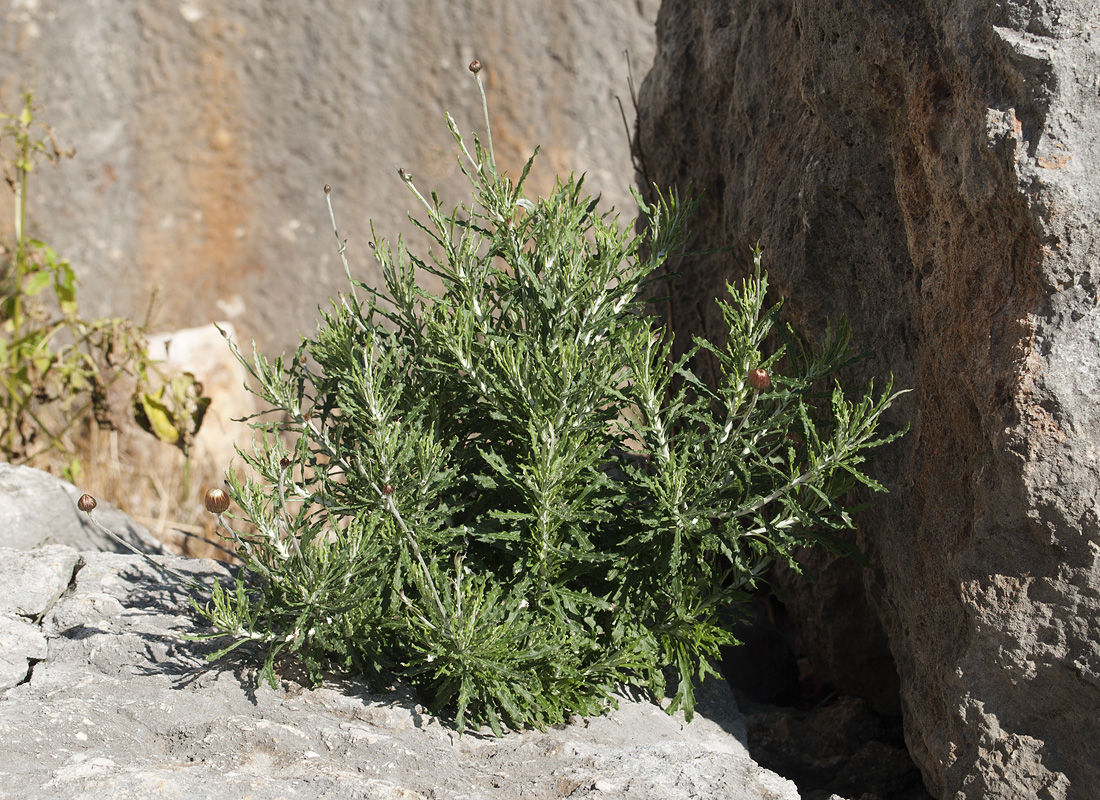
[194,61,907,735]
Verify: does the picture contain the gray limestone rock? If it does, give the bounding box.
[0,464,165,554]
[0,544,81,690]
[636,0,1100,797]
[0,1,659,360]
[0,614,46,691]
[0,547,801,800]
[0,544,81,618]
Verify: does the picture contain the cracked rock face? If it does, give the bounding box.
[0,546,81,691]
[0,544,802,800]
[636,0,1100,798]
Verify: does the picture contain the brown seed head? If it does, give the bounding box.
[748,368,771,392]
[468,59,482,74]
[204,488,231,514]
[324,184,331,194]
[382,483,394,497]
[279,456,292,469]
[77,494,97,513]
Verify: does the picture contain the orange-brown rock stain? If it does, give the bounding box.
[134,8,258,331]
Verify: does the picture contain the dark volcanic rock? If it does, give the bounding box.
[637,1,1100,798]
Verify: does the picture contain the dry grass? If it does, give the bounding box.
[32,417,245,562]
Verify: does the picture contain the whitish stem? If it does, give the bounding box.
[473,73,496,173]
[325,187,360,308]
[83,507,213,592]
[384,493,449,633]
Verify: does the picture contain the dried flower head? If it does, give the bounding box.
[748,368,771,392]
[468,59,482,74]
[382,483,394,497]
[204,488,231,514]
[324,184,331,194]
[77,494,97,512]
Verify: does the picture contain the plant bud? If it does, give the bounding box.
[204,488,231,514]
[382,483,394,497]
[324,184,331,194]
[398,167,410,181]
[469,59,482,74]
[279,456,292,469]
[748,368,771,391]
[77,494,97,512]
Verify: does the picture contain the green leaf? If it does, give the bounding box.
[133,386,181,445]
[62,457,84,484]
[54,261,78,312]
[23,271,51,297]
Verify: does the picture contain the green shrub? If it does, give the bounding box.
[198,63,906,734]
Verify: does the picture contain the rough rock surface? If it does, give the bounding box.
[0,547,803,800]
[0,0,658,358]
[0,545,80,691]
[636,1,1100,798]
[0,464,165,554]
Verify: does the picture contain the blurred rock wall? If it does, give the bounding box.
[1,0,658,354]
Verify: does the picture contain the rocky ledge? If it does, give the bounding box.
[0,543,811,800]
